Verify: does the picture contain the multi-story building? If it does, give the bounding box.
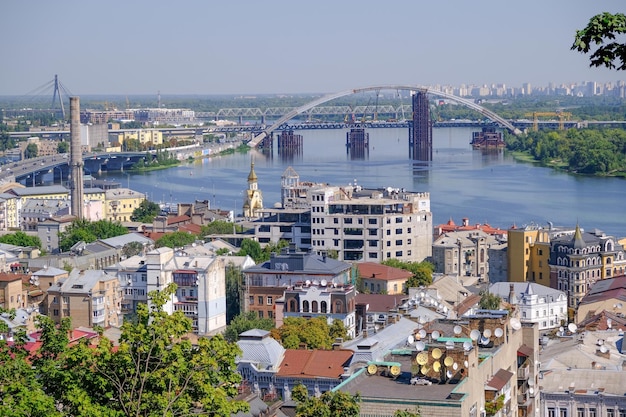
[549,225,625,309]
[0,273,25,310]
[575,274,626,323]
[81,110,135,125]
[247,208,311,249]
[242,244,353,325]
[37,215,75,253]
[507,223,552,287]
[309,185,432,263]
[432,230,501,280]
[114,129,163,148]
[20,199,70,231]
[45,269,122,329]
[490,282,567,330]
[356,261,412,295]
[133,108,195,125]
[105,188,145,222]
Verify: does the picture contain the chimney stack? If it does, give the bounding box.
[70,97,84,219]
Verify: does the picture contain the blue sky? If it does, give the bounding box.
[1,0,624,95]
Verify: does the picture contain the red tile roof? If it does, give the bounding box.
[485,368,514,391]
[355,293,406,312]
[277,349,353,379]
[0,273,29,283]
[167,215,191,225]
[356,262,412,281]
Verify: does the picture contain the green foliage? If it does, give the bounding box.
[225,263,243,323]
[223,311,274,343]
[273,316,346,350]
[130,199,160,223]
[121,241,145,258]
[57,140,69,154]
[0,131,16,151]
[293,386,360,417]
[201,220,244,235]
[506,128,626,176]
[27,284,248,417]
[394,409,421,417]
[237,239,262,262]
[572,12,626,71]
[0,231,42,249]
[479,291,502,310]
[24,142,38,159]
[485,394,505,416]
[58,219,128,252]
[380,259,434,292]
[155,230,198,248]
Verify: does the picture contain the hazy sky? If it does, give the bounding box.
[1,0,624,96]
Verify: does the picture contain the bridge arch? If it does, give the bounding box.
[249,85,522,147]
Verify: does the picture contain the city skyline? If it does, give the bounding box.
[1,1,625,96]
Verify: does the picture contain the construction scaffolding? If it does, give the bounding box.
[409,91,432,161]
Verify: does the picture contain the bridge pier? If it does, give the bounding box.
[346,128,369,156]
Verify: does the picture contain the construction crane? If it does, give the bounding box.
[524,111,572,131]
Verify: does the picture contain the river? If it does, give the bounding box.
[99,127,626,238]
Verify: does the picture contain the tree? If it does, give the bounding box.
[0,231,42,249]
[572,12,626,71]
[394,410,421,417]
[479,291,502,310]
[29,284,249,417]
[292,384,360,417]
[121,241,145,258]
[155,230,198,248]
[57,140,69,154]
[223,311,274,343]
[201,220,244,236]
[381,259,434,292]
[273,317,335,350]
[130,199,160,223]
[225,263,243,323]
[24,142,38,159]
[237,239,262,262]
[58,219,128,252]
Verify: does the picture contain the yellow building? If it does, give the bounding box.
[105,188,145,222]
[115,129,163,147]
[356,262,412,295]
[0,273,25,310]
[507,225,551,287]
[243,161,263,219]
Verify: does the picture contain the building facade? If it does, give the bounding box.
[309,185,432,263]
[507,224,552,287]
[105,188,145,222]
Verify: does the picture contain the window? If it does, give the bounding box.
[560,409,568,417]
[396,239,402,245]
[249,296,254,305]
[548,409,556,417]
[395,217,403,223]
[576,409,584,417]
[395,228,402,234]
[368,218,377,225]
[303,300,310,312]
[386,230,391,236]
[62,296,69,304]
[589,409,597,417]
[258,296,263,305]
[268,311,273,319]
[258,311,264,318]
[267,296,273,305]
[53,309,59,316]
[396,250,403,257]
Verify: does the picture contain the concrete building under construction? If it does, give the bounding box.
[409,91,432,161]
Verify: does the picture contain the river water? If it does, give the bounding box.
[100,127,626,238]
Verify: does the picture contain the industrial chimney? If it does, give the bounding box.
[69,97,84,219]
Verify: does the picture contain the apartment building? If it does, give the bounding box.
[432,229,501,280]
[45,269,122,329]
[550,225,625,309]
[507,224,552,287]
[105,188,145,222]
[309,185,432,263]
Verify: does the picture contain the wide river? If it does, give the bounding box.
[100,127,626,238]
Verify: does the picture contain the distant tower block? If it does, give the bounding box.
[278,130,302,152]
[346,128,369,154]
[409,90,432,161]
[69,97,84,219]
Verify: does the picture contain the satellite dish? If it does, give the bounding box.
[480,336,490,345]
[305,280,311,286]
[463,341,472,351]
[528,378,534,387]
[511,318,522,330]
[464,360,469,368]
[494,328,504,338]
[453,362,458,371]
[367,364,378,375]
[446,370,453,379]
[597,339,604,346]
[453,325,462,335]
[618,303,624,309]
[320,279,327,287]
[433,361,441,372]
[559,326,564,333]
[483,329,492,338]
[529,387,535,395]
[416,352,429,365]
[432,348,443,359]
[419,329,427,339]
[600,345,608,353]
[432,330,441,340]
[607,318,613,329]
[418,316,427,324]
[390,365,401,376]
[445,340,455,349]
[470,329,481,341]
[420,365,430,374]
[415,341,426,352]
[568,323,578,333]
[444,356,454,367]
[408,335,415,345]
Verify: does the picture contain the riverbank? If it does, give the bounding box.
[508,151,626,178]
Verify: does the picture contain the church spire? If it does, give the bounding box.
[573,223,585,249]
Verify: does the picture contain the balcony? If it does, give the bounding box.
[517,364,529,379]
